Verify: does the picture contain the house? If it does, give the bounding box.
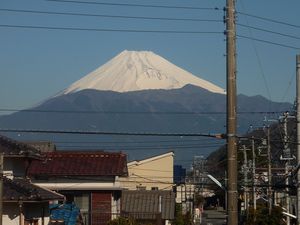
[120,151,174,191]
[3,176,64,225]
[118,152,175,224]
[121,190,175,225]
[0,134,63,225]
[28,151,128,225]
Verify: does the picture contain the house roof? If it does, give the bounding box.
[0,135,41,159]
[121,190,175,220]
[3,177,64,202]
[28,151,128,178]
[128,151,174,167]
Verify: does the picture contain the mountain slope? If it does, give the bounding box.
[0,85,291,134]
[0,85,292,166]
[61,50,225,94]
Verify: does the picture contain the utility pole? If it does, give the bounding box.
[251,138,256,216]
[0,152,3,225]
[281,112,291,225]
[296,54,300,225]
[242,145,249,217]
[226,0,238,224]
[267,127,272,215]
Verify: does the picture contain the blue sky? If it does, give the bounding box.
[1,0,300,110]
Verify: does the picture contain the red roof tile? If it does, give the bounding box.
[28,151,128,177]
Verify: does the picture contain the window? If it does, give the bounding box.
[136,186,146,190]
[74,194,90,225]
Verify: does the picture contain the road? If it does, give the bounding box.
[197,209,227,225]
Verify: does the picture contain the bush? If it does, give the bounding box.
[107,217,138,225]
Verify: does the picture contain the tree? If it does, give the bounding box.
[246,205,284,225]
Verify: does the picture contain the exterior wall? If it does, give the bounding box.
[3,202,51,225]
[91,192,112,225]
[4,158,27,178]
[120,152,174,190]
[176,184,194,214]
[3,202,19,225]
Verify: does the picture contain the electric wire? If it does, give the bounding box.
[0,8,222,23]
[1,24,299,50]
[237,34,300,50]
[49,138,223,144]
[0,24,222,34]
[58,144,223,150]
[46,0,221,11]
[238,0,273,110]
[56,142,223,148]
[1,9,299,41]
[237,11,300,29]
[0,128,223,138]
[0,108,288,115]
[237,23,300,40]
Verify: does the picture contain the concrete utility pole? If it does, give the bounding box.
[296,54,300,225]
[242,145,249,216]
[251,138,256,215]
[226,0,238,224]
[0,152,3,225]
[282,112,291,225]
[267,127,272,215]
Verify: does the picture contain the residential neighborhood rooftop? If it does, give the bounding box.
[0,135,41,159]
[28,151,128,177]
[4,177,64,202]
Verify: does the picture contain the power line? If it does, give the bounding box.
[0,24,222,34]
[0,108,287,115]
[237,11,300,29]
[1,24,299,50]
[0,128,223,138]
[47,0,220,11]
[3,9,298,40]
[58,144,223,150]
[0,8,222,23]
[57,143,223,148]
[238,0,273,103]
[50,138,223,144]
[237,23,300,40]
[237,34,300,50]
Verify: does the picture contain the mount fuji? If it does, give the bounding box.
[0,50,292,164]
[61,50,225,94]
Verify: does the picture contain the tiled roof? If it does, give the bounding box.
[121,190,175,220]
[3,177,64,202]
[28,151,128,177]
[0,135,41,159]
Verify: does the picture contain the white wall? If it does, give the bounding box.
[3,202,51,225]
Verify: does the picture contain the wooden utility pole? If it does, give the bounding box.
[226,0,238,224]
[296,54,300,225]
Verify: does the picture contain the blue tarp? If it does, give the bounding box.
[50,203,81,225]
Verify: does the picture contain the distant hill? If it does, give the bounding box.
[0,85,292,166]
[0,50,293,166]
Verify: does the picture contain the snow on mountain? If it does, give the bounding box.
[62,50,225,94]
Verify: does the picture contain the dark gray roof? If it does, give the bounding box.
[4,177,64,202]
[0,135,41,159]
[121,190,175,220]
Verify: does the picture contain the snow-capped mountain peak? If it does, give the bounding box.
[62,50,225,94]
